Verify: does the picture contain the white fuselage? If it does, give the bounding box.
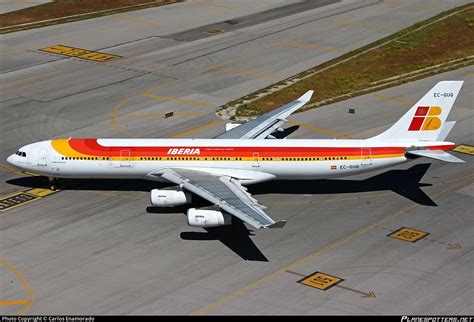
[7,138,454,184]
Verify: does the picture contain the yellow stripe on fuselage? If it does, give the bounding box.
[135,153,403,162]
[51,139,90,158]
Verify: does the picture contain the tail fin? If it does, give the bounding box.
[370,81,463,141]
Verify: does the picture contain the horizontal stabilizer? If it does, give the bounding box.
[406,149,464,163]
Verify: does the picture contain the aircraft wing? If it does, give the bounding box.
[157,168,286,229]
[215,90,313,139]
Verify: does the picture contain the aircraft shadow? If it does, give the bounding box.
[249,163,436,206]
[5,174,267,261]
[147,201,268,261]
[6,176,167,192]
[5,163,434,261]
[180,219,268,262]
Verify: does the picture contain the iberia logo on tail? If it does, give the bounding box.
[408,106,442,131]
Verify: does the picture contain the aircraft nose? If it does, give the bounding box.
[6,154,15,166]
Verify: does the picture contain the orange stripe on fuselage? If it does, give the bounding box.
[52,139,91,158]
[52,139,455,159]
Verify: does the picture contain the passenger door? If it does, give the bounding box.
[252,152,260,167]
[361,148,372,166]
[120,150,131,167]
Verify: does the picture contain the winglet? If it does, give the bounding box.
[297,90,314,104]
[266,220,287,229]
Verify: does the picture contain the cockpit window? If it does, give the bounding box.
[15,151,26,157]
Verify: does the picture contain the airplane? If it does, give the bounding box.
[6,81,464,230]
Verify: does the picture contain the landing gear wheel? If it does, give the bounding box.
[48,177,58,191]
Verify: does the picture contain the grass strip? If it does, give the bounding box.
[224,4,474,118]
[0,0,180,34]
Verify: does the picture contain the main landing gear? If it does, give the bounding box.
[48,177,58,191]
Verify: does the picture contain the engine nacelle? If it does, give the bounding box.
[187,208,232,227]
[225,123,241,132]
[150,189,192,207]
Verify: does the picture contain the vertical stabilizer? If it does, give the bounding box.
[370,81,463,141]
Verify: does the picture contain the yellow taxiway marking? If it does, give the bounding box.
[388,227,429,243]
[213,66,280,80]
[192,173,474,315]
[447,242,462,250]
[373,95,416,106]
[172,120,222,138]
[40,45,121,62]
[108,35,289,137]
[0,164,25,176]
[0,257,35,315]
[0,299,28,307]
[0,192,40,212]
[279,40,342,52]
[110,94,142,138]
[297,271,344,290]
[0,188,60,212]
[22,171,39,176]
[205,29,225,35]
[26,188,59,198]
[192,0,232,10]
[113,14,157,26]
[142,93,214,107]
[288,121,352,139]
[453,144,474,156]
[109,4,431,139]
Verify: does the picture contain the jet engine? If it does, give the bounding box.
[150,188,192,207]
[187,208,232,227]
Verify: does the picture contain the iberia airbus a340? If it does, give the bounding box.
[7,81,464,230]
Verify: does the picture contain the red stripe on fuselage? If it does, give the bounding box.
[66,139,455,157]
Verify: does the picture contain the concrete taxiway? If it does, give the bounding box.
[0,0,51,15]
[0,0,472,315]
